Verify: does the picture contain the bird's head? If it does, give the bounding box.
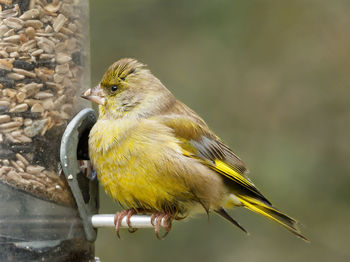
[82,58,172,119]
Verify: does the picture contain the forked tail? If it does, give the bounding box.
[237,195,309,242]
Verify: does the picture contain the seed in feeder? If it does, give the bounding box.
[3,88,17,98]
[67,23,77,33]
[0,4,18,18]
[44,2,61,13]
[0,167,11,178]
[61,104,73,114]
[0,50,9,58]
[10,130,22,137]
[56,53,72,64]
[60,111,70,120]
[71,51,81,65]
[0,78,14,88]
[3,35,21,43]
[6,45,19,53]
[7,72,24,80]
[2,160,10,166]
[12,116,23,125]
[53,73,63,83]
[64,39,77,50]
[9,103,28,113]
[37,39,54,54]
[16,160,26,170]
[23,118,32,126]
[3,29,14,38]
[0,121,22,129]
[31,103,44,113]
[55,63,69,74]
[0,69,10,77]
[6,170,21,183]
[31,49,43,56]
[17,172,33,180]
[42,98,54,110]
[17,134,32,143]
[13,68,36,78]
[60,27,74,36]
[9,52,19,58]
[24,26,36,39]
[26,165,45,175]
[53,14,67,32]
[21,82,40,97]
[0,101,10,107]
[13,60,35,71]
[3,17,23,30]
[0,167,9,178]
[16,91,26,103]
[55,42,66,53]
[24,98,40,106]
[10,160,25,172]
[35,71,53,82]
[0,114,10,123]
[16,153,29,166]
[36,59,55,69]
[55,32,68,41]
[53,95,66,108]
[44,25,53,33]
[0,149,15,160]
[0,25,9,38]
[0,106,9,114]
[35,91,53,100]
[24,20,43,29]
[45,81,62,91]
[23,118,48,137]
[20,8,40,20]
[40,53,55,60]
[19,40,36,52]
[0,59,13,70]
[5,133,20,142]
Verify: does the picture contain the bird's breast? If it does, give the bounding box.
[88,118,190,210]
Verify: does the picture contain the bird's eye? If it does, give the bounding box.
[110,85,118,92]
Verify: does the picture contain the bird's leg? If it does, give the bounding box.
[114,208,138,238]
[150,212,173,240]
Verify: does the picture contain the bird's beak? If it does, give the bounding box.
[81,84,106,105]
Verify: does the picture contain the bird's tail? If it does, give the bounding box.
[237,195,309,242]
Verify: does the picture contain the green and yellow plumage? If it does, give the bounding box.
[86,58,308,240]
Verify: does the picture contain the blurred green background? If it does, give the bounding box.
[89,1,350,261]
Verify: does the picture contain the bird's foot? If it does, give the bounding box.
[114,208,140,238]
[150,212,173,240]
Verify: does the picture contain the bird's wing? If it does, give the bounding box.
[153,115,271,205]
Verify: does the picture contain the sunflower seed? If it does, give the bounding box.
[20,9,40,20]
[9,103,28,112]
[52,14,67,32]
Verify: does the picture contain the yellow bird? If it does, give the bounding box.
[82,58,308,241]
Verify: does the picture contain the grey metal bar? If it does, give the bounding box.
[91,214,161,228]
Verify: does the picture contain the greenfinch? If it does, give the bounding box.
[82,58,307,241]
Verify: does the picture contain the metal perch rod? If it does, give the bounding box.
[91,214,163,228]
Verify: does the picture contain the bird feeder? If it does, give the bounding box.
[0,0,95,261]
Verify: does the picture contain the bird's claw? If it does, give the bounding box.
[150,212,173,240]
[114,209,138,238]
